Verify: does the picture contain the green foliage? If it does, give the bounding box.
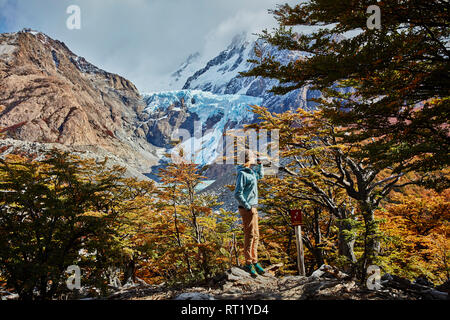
[243,0,449,188]
[0,150,128,299]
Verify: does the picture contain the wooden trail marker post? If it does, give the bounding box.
[290,209,305,276]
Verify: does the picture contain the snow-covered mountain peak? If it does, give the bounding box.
[178,32,321,113]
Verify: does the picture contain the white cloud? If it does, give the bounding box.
[0,0,298,92]
[202,8,278,59]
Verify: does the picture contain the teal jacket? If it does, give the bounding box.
[234,164,264,210]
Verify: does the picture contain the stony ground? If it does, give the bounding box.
[104,265,449,301]
[2,264,448,300]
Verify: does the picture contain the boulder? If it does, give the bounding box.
[174,292,215,300]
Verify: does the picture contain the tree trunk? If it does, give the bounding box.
[173,200,193,277]
[360,201,381,281]
[123,259,136,284]
[311,248,325,268]
[337,219,357,263]
[313,208,325,267]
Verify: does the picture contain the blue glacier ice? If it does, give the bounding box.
[142,90,263,166]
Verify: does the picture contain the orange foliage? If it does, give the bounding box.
[377,188,450,283]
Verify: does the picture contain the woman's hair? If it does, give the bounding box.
[236,140,257,164]
[244,149,251,164]
[243,148,256,164]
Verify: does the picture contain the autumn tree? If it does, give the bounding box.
[377,187,450,284]
[0,150,129,300]
[243,0,449,187]
[249,106,413,277]
[258,174,337,274]
[156,157,236,282]
[108,177,158,284]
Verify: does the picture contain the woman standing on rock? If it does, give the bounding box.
[234,149,265,277]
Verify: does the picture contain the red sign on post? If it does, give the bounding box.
[290,209,303,226]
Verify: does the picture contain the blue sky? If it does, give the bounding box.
[0,0,298,92]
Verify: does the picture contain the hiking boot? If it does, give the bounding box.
[253,262,265,275]
[243,264,257,277]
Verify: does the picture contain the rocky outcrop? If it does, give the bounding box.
[142,95,192,148]
[0,138,150,181]
[0,30,161,175]
[104,265,449,300]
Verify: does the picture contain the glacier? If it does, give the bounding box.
[142,90,263,166]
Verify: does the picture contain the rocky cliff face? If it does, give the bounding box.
[0,30,161,174]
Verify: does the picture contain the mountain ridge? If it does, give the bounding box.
[0,29,162,175]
